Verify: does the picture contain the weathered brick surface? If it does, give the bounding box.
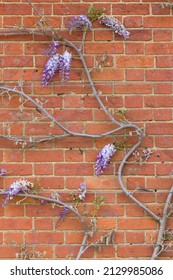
[0,0,172,259]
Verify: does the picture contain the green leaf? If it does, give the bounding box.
[86,4,105,22]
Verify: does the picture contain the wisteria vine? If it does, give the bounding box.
[0,0,172,260]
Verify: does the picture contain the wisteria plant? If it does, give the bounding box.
[0,0,172,260]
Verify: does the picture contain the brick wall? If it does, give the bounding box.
[0,0,173,259]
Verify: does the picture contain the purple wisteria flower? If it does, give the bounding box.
[133,148,153,162]
[59,207,69,222]
[42,51,72,86]
[42,54,61,86]
[0,168,6,176]
[45,41,59,56]
[78,182,87,201]
[99,15,130,40]
[68,15,92,34]
[142,148,152,161]
[1,179,33,207]
[95,143,116,176]
[59,51,72,82]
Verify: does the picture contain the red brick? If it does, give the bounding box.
[34,163,53,175]
[2,163,32,176]
[126,177,145,190]
[54,109,92,121]
[25,123,63,136]
[55,245,94,259]
[125,96,143,108]
[156,136,173,148]
[0,55,33,68]
[38,177,64,189]
[26,205,57,217]
[0,218,32,230]
[55,137,93,148]
[117,192,155,204]
[126,205,145,217]
[84,96,123,108]
[145,96,173,108]
[146,123,173,135]
[4,69,23,81]
[144,16,173,28]
[154,109,172,121]
[126,69,144,81]
[33,4,52,15]
[66,177,84,189]
[112,4,149,15]
[124,16,142,28]
[4,232,23,244]
[85,123,118,134]
[157,192,173,203]
[64,96,83,108]
[95,246,116,259]
[118,245,153,257]
[156,56,173,68]
[129,30,152,41]
[0,246,20,258]
[65,232,84,244]
[3,16,22,27]
[5,205,24,217]
[65,149,83,162]
[117,56,154,68]
[146,70,173,81]
[125,109,153,121]
[23,69,42,81]
[85,42,124,54]
[56,217,84,230]
[115,83,152,94]
[90,68,123,81]
[30,246,53,259]
[146,43,173,54]
[55,163,93,176]
[126,232,145,243]
[0,4,31,15]
[25,150,63,162]
[86,177,120,190]
[97,217,116,230]
[98,205,124,217]
[153,30,172,41]
[4,43,23,55]
[94,29,113,41]
[156,164,173,176]
[5,150,23,162]
[152,4,171,15]
[147,178,173,190]
[125,43,144,54]
[53,3,90,15]
[118,218,156,230]
[26,232,63,244]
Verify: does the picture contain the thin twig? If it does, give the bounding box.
[0,190,88,234]
[151,186,173,259]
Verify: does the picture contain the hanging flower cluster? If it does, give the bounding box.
[42,50,72,86]
[95,143,116,176]
[68,15,92,33]
[99,15,130,40]
[1,180,33,206]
